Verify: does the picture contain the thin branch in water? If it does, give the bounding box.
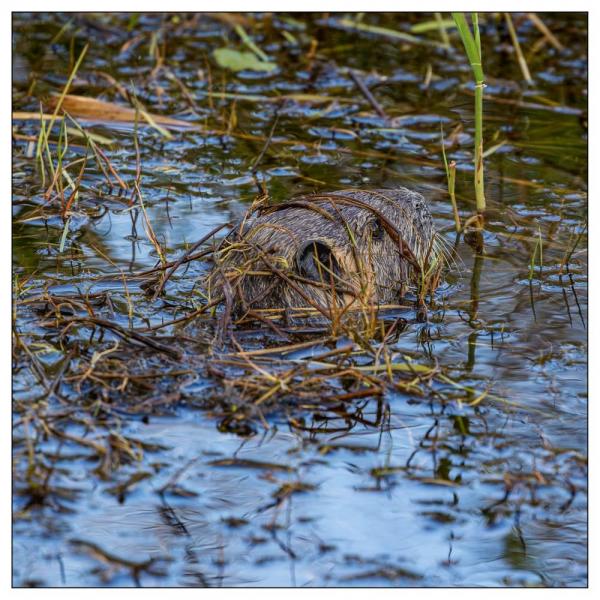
[348,70,388,120]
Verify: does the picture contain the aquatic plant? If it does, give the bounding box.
[451,12,486,216]
[440,125,460,232]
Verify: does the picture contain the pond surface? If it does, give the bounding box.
[12,13,587,587]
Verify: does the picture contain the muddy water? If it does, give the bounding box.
[12,13,587,586]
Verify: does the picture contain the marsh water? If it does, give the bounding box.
[12,13,587,587]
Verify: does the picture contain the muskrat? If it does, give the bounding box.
[208,188,444,317]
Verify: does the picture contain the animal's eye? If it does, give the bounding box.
[369,219,385,241]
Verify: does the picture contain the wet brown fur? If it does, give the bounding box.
[208,188,443,316]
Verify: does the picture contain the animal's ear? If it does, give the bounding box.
[296,240,340,281]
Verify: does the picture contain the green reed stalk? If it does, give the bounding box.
[452,12,486,214]
[440,125,460,232]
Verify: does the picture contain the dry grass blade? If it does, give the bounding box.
[527,13,564,51]
[131,104,166,266]
[504,13,533,83]
[46,94,193,129]
[334,17,447,48]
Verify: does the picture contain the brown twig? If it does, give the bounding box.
[62,316,182,359]
[152,222,231,299]
[348,70,388,120]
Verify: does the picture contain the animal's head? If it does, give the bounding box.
[213,188,445,313]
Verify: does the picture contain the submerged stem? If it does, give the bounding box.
[474,82,486,213]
